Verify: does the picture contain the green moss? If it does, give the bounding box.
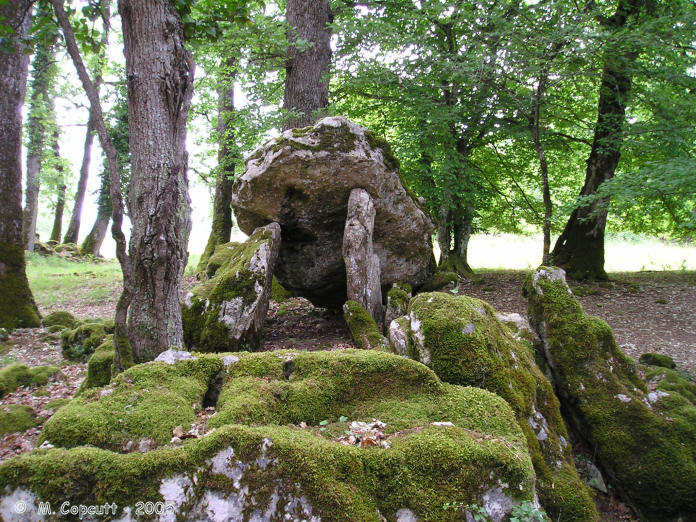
[183,228,273,353]
[643,366,696,406]
[386,287,409,312]
[80,335,135,391]
[406,292,597,521]
[0,364,59,397]
[420,271,458,292]
[343,300,388,350]
[291,125,313,138]
[271,276,293,302]
[60,320,113,361]
[45,398,71,412]
[42,311,77,329]
[53,243,80,254]
[364,130,400,171]
[5,350,536,520]
[639,352,676,369]
[525,267,696,521]
[0,243,41,330]
[0,404,37,435]
[204,241,241,279]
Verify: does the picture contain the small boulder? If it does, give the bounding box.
[182,223,281,352]
[384,283,411,336]
[639,352,677,369]
[42,311,77,330]
[231,116,436,308]
[343,300,388,350]
[524,266,696,522]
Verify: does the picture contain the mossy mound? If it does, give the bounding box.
[42,311,77,329]
[0,404,37,435]
[80,335,135,391]
[639,352,676,369]
[343,300,388,350]
[182,224,280,353]
[7,350,537,520]
[384,284,411,335]
[60,318,114,361]
[0,364,60,397]
[525,267,696,522]
[420,271,458,292]
[643,365,696,406]
[271,275,293,302]
[399,292,597,521]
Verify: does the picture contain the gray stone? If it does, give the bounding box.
[343,188,382,322]
[231,116,436,308]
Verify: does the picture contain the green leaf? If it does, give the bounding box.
[339,415,348,423]
[319,419,329,426]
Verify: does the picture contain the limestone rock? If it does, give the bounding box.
[395,291,598,521]
[231,116,436,308]
[384,283,411,336]
[343,188,383,322]
[524,266,696,522]
[343,300,388,350]
[182,223,281,352]
[5,350,537,521]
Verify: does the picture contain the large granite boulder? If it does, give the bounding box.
[182,223,281,352]
[231,116,436,308]
[3,350,537,521]
[524,267,696,522]
[388,292,598,521]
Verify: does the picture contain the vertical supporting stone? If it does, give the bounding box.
[343,188,383,323]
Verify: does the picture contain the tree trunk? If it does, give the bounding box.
[436,203,451,267]
[23,11,58,251]
[63,115,95,244]
[282,0,332,130]
[0,0,41,329]
[81,173,111,257]
[551,0,644,280]
[119,0,195,361]
[49,132,67,244]
[197,58,237,275]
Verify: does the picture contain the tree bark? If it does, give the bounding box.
[119,0,194,361]
[23,9,58,251]
[49,132,67,243]
[197,58,237,275]
[551,0,644,280]
[0,0,41,329]
[282,0,332,130]
[81,172,111,257]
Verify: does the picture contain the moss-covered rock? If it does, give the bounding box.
[384,284,411,335]
[420,271,458,292]
[42,311,77,329]
[4,350,538,521]
[0,404,37,435]
[80,335,135,391]
[60,319,114,361]
[525,266,696,522]
[183,223,281,353]
[639,352,676,369]
[400,292,598,521]
[343,300,388,350]
[271,275,293,302]
[204,241,241,280]
[0,364,60,397]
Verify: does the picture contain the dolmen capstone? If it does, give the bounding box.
[231,116,436,313]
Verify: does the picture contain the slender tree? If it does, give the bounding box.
[282,0,332,130]
[0,0,41,329]
[119,0,195,361]
[48,132,67,243]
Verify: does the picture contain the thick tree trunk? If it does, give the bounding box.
[63,115,95,244]
[437,202,473,276]
[197,59,237,275]
[551,0,643,280]
[0,0,41,329]
[23,13,58,251]
[282,0,331,130]
[119,0,194,361]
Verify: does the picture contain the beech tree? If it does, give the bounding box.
[283,0,332,129]
[0,0,41,329]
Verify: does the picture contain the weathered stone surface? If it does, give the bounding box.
[343,188,383,322]
[524,267,696,522]
[392,292,598,521]
[231,116,436,308]
[182,223,281,352]
[2,350,536,521]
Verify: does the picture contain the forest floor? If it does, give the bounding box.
[2,262,694,521]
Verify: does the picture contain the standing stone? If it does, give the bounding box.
[182,223,281,352]
[343,188,382,323]
[231,116,436,308]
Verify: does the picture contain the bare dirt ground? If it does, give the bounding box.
[1,269,693,520]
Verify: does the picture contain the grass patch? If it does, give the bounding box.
[26,253,122,310]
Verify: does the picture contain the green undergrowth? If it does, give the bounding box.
[13,350,537,520]
[525,267,696,521]
[0,364,60,397]
[0,404,37,435]
[404,292,597,521]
